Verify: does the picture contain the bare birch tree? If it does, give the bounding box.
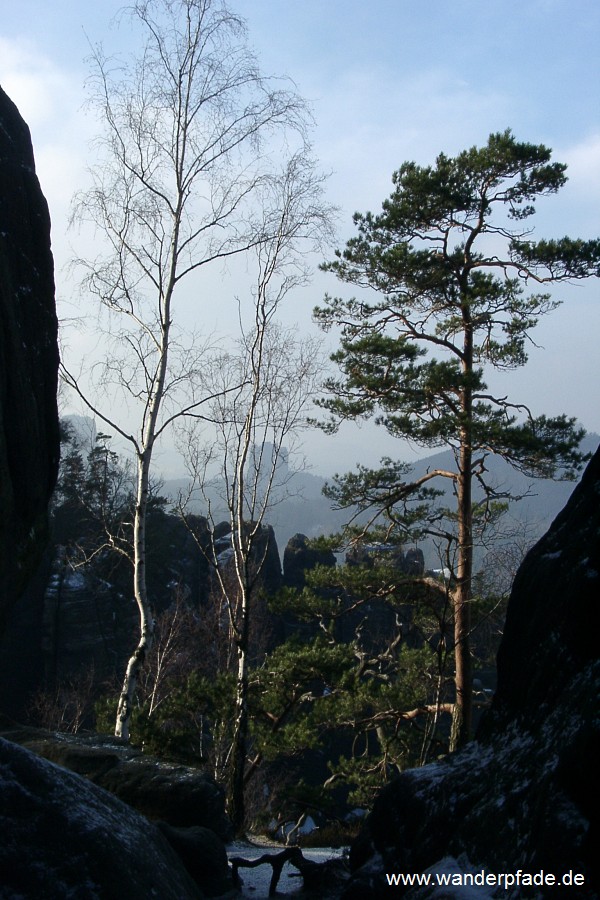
[62,0,327,740]
[178,173,328,829]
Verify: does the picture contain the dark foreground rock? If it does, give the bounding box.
[158,822,232,897]
[0,737,205,899]
[345,445,600,899]
[0,726,232,841]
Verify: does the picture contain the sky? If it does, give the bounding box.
[1,0,599,476]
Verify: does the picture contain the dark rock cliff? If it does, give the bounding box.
[489,445,599,727]
[0,86,59,617]
[346,444,600,898]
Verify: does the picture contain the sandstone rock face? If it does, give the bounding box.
[0,87,59,618]
[0,736,204,899]
[346,445,600,898]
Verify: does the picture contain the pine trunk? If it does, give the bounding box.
[450,457,473,751]
[451,311,474,751]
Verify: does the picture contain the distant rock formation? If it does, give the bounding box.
[40,510,211,694]
[345,541,425,576]
[346,446,600,898]
[283,532,336,588]
[0,87,59,617]
[210,520,282,593]
[41,554,140,689]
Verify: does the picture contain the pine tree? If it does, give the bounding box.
[315,131,600,748]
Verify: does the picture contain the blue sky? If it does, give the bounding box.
[1,0,599,474]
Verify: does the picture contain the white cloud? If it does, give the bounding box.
[561,132,600,195]
[0,37,80,130]
[529,133,600,238]
[0,37,94,278]
[313,62,514,222]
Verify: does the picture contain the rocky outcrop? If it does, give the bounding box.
[0,725,232,841]
[0,736,205,899]
[346,444,600,898]
[212,521,282,594]
[0,87,59,618]
[283,532,336,588]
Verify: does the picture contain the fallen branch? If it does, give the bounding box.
[231,845,351,896]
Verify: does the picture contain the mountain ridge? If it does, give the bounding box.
[163,433,599,566]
